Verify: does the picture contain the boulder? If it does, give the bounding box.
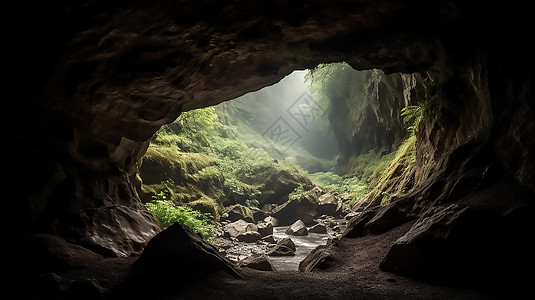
[379,204,514,284]
[272,194,319,226]
[251,207,268,222]
[242,165,313,207]
[299,245,334,272]
[130,223,241,286]
[237,254,276,271]
[222,204,255,223]
[308,224,328,234]
[344,211,360,220]
[267,238,296,256]
[257,221,274,237]
[223,219,258,239]
[236,231,262,243]
[261,235,277,244]
[263,216,279,227]
[285,220,309,236]
[316,193,342,217]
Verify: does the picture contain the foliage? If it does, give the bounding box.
[401,104,424,135]
[305,62,367,118]
[143,64,440,218]
[308,171,368,201]
[176,107,218,134]
[158,107,219,152]
[145,199,215,241]
[401,72,442,137]
[147,105,293,209]
[369,134,417,206]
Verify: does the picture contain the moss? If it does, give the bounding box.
[364,135,417,207]
[186,196,220,220]
[145,147,217,175]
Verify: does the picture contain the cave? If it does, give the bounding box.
[11,1,534,299]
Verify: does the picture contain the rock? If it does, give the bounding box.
[251,207,268,222]
[267,238,296,256]
[237,254,276,271]
[256,221,274,237]
[66,279,106,299]
[187,197,219,220]
[264,216,279,227]
[285,220,309,236]
[308,224,328,234]
[299,245,334,272]
[242,165,313,207]
[261,235,277,244]
[62,196,162,258]
[316,193,342,216]
[222,204,255,223]
[130,223,241,285]
[378,203,534,285]
[223,219,258,239]
[272,194,319,226]
[236,231,262,243]
[20,233,104,273]
[344,212,360,220]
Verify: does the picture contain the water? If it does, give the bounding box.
[270,226,330,271]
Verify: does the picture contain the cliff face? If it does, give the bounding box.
[12,0,534,283]
[316,67,424,162]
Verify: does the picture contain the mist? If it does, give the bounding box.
[216,70,340,164]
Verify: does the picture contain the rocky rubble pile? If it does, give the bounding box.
[213,189,354,271]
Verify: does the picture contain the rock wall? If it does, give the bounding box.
[319,31,535,285]
[320,68,425,162]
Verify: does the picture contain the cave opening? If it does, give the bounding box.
[138,63,423,271]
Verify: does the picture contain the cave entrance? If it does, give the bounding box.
[139,63,416,271]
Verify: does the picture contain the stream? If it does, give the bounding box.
[218,218,349,271]
[270,226,330,271]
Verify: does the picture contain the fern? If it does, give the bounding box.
[401,104,424,135]
[145,199,215,241]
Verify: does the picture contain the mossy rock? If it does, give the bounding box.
[186,197,219,220]
[243,165,313,207]
[140,148,217,185]
[272,193,319,226]
[222,204,255,223]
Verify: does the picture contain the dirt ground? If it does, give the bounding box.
[40,222,510,299]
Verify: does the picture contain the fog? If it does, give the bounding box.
[217,70,340,162]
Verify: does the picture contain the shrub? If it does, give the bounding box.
[145,199,215,241]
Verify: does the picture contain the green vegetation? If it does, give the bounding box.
[142,64,439,225]
[304,63,431,208]
[370,135,417,206]
[142,106,312,222]
[145,199,216,241]
[308,172,367,201]
[401,104,424,135]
